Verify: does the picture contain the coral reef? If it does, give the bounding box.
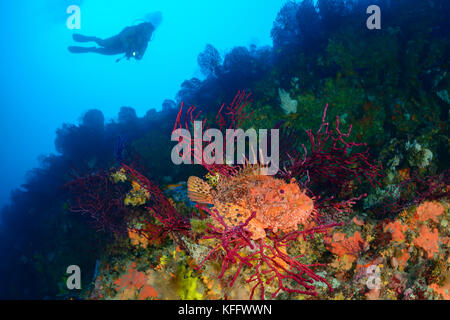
[0,0,448,300]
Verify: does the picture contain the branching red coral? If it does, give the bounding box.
[172,91,253,177]
[65,169,129,236]
[275,104,382,223]
[66,163,190,246]
[120,164,190,244]
[376,169,449,217]
[280,104,382,189]
[195,205,342,299]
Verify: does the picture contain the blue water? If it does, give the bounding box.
[0,0,284,208]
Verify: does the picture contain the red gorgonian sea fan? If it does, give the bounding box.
[119,163,190,245]
[277,103,382,223]
[173,92,382,299]
[66,168,130,236]
[172,91,254,177]
[374,169,449,218]
[277,103,382,188]
[66,163,190,246]
[197,207,342,299]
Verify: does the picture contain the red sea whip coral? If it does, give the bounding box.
[280,103,381,188]
[278,103,382,223]
[66,169,130,236]
[375,169,449,217]
[173,91,253,177]
[119,163,190,245]
[66,164,190,245]
[173,92,381,298]
[196,207,341,299]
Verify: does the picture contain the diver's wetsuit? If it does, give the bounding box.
[68,22,155,61]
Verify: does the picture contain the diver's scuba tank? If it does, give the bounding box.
[132,11,162,30]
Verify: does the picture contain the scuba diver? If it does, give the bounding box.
[68,11,162,62]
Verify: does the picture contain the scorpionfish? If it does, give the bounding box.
[187,166,314,240]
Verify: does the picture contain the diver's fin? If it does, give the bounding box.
[187,176,213,204]
[72,34,100,43]
[68,46,96,54]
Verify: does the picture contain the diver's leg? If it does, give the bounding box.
[68,46,98,53]
[68,46,123,55]
[69,33,124,56]
[68,45,123,56]
[90,47,123,55]
[72,34,119,49]
[72,34,102,43]
[94,35,122,49]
